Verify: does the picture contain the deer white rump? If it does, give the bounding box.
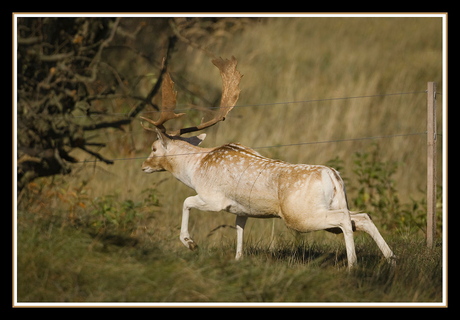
[140,56,395,269]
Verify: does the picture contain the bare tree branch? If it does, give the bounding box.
[16,17,175,191]
[81,35,176,131]
[78,145,114,164]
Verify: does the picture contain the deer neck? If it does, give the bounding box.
[165,142,209,190]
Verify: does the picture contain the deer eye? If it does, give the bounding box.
[152,147,157,152]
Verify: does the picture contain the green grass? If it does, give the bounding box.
[17,182,443,303]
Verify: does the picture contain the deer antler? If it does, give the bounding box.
[140,64,185,133]
[140,56,242,136]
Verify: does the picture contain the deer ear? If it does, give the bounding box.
[181,133,206,146]
[155,128,170,149]
[195,133,206,145]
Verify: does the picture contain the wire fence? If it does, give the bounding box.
[76,131,427,164]
[72,84,442,248]
[73,90,428,119]
[74,90,432,164]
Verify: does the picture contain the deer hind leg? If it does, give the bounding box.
[336,210,358,269]
[288,209,357,269]
[350,213,396,263]
[320,209,357,269]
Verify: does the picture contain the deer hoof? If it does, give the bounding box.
[388,255,397,267]
[183,237,198,251]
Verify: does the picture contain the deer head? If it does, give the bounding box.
[141,56,242,173]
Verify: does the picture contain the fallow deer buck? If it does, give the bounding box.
[141,56,395,269]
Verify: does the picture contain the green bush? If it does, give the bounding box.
[89,188,160,236]
[327,143,442,235]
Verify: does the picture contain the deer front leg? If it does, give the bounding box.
[181,195,225,251]
[235,215,248,260]
[180,196,203,251]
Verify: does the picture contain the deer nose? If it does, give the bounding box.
[141,162,149,171]
[142,165,153,173]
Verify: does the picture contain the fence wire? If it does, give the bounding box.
[70,89,429,164]
[75,131,427,164]
[71,90,427,119]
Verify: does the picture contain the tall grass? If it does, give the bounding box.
[17,179,442,303]
[73,16,443,242]
[17,167,443,303]
[175,17,442,199]
[17,179,442,302]
[16,17,444,304]
[85,17,442,204]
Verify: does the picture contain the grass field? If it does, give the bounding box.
[17,178,443,303]
[16,16,445,305]
[16,170,443,304]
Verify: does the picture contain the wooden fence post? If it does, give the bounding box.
[427,82,437,249]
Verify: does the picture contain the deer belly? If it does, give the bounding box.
[224,197,280,218]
